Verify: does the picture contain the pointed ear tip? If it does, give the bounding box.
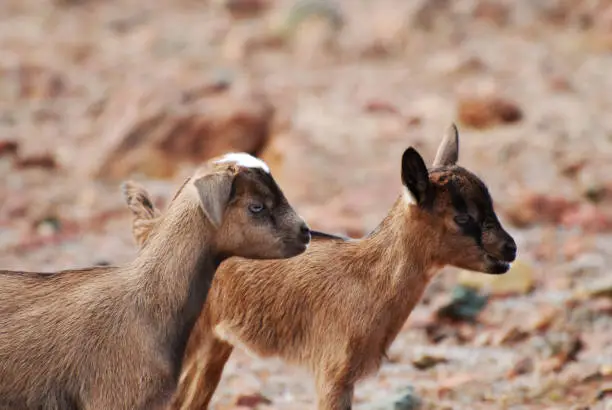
[403,146,419,156]
[402,147,424,164]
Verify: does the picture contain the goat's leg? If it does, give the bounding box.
[169,337,233,410]
[314,367,355,410]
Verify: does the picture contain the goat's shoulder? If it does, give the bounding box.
[207,238,371,360]
[218,236,358,282]
[209,238,365,320]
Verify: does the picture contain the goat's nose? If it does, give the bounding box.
[502,241,517,261]
[299,223,311,242]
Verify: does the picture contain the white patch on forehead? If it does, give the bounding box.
[215,153,270,173]
[403,188,417,205]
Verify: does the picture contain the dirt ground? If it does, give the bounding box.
[1,0,612,409]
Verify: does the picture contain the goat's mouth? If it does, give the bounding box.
[484,254,512,274]
[282,238,309,257]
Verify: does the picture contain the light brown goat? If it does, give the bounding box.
[126,126,517,410]
[0,153,310,410]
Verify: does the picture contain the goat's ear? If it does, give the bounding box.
[401,147,431,205]
[432,123,459,167]
[193,172,235,228]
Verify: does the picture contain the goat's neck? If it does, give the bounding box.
[131,196,215,368]
[359,197,441,310]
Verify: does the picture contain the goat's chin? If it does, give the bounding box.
[454,257,511,275]
[482,256,511,275]
[281,241,309,258]
[241,243,308,261]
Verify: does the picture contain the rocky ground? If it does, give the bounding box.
[1,0,612,408]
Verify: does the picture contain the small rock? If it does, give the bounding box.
[436,285,488,323]
[582,183,612,204]
[15,154,58,170]
[458,259,535,295]
[507,357,534,378]
[222,0,270,19]
[492,325,529,346]
[234,392,272,408]
[391,386,423,410]
[411,354,448,370]
[279,0,344,37]
[405,116,422,126]
[472,1,510,26]
[453,56,488,76]
[457,95,523,129]
[577,277,612,299]
[0,140,19,157]
[504,191,579,228]
[364,386,422,410]
[424,321,458,344]
[559,157,586,178]
[35,217,62,237]
[549,75,573,92]
[364,100,401,115]
[181,74,233,103]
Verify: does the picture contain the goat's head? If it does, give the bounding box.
[400,124,517,274]
[183,153,310,260]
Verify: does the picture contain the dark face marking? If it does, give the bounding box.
[231,168,289,230]
[446,177,483,248]
[214,165,309,260]
[429,166,517,274]
[235,168,285,209]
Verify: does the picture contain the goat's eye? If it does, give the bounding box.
[248,203,265,214]
[454,214,471,225]
[483,219,495,230]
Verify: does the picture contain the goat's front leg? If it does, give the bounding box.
[315,367,355,410]
[169,337,233,410]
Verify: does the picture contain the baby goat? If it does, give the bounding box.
[0,153,310,410]
[125,126,517,410]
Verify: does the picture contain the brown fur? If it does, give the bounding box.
[0,155,309,410]
[126,125,517,410]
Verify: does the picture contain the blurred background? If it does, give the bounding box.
[1,0,612,408]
